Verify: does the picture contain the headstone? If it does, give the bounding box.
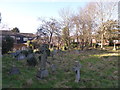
[21,46,27,50]
[36,44,50,79]
[21,50,29,57]
[27,54,37,66]
[17,53,26,60]
[51,64,56,72]
[53,49,58,55]
[39,44,50,56]
[11,50,21,58]
[73,61,81,83]
[74,50,80,54]
[9,67,20,75]
[13,48,16,52]
[36,69,49,79]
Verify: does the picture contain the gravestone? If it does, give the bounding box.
[74,50,80,54]
[11,50,21,58]
[36,69,49,79]
[17,53,26,60]
[9,67,20,75]
[51,64,56,73]
[73,61,81,83]
[13,48,16,52]
[53,49,58,55]
[36,44,50,79]
[21,46,27,50]
[21,50,29,57]
[27,53,37,66]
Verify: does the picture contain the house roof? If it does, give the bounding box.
[0,30,36,37]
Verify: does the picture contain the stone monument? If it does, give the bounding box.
[73,61,81,83]
[9,67,20,75]
[36,44,50,79]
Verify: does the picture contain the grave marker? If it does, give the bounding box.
[17,53,26,60]
[51,64,56,73]
[36,44,50,79]
[9,67,20,75]
[73,61,81,83]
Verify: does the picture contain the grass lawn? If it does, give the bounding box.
[2,47,119,88]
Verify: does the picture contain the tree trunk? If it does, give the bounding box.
[49,33,53,48]
[101,33,104,49]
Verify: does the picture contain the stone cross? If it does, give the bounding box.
[73,61,81,83]
[36,44,49,79]
[40,50,47,70]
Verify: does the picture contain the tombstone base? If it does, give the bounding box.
[75,79,80,83]
[36,69,49,79]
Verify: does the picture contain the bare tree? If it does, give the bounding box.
[37,18,61,47]
[94,1,118,49]
[59,8,74,49]
[71,2,97,50]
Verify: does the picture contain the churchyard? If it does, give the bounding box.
[2,45,119,88]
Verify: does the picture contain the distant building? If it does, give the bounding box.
[0,30,36,44]
[0,30,36,50]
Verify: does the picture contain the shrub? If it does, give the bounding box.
[2,36,14,54]
[70,42,79,48]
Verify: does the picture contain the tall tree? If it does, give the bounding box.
[37,18,61,47]
[98,20,118,44]
[71,2,97,49]
[59,8,74,49]
[94,1,117,49]
[11,27,20,33]
[2,36,14,54]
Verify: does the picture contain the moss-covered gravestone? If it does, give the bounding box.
[36,44,50,79]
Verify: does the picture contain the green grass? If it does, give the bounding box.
[2,47,119,88]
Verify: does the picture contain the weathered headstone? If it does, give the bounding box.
[21,50,29,57]
[13,48,16,52]
[36,69,49,79]
[51,64,56,73]
[17,53,26,60]
[73,61,81,83]
[74,50,80,54]
[36,44,50,79]
[9,67,20,75]
[21,46,27,50]
[53,49,58,55]
[27,53,37,66]
[11,50,21,58]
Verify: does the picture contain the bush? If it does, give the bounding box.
[70,42,79,48]
[2,36,14,54]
